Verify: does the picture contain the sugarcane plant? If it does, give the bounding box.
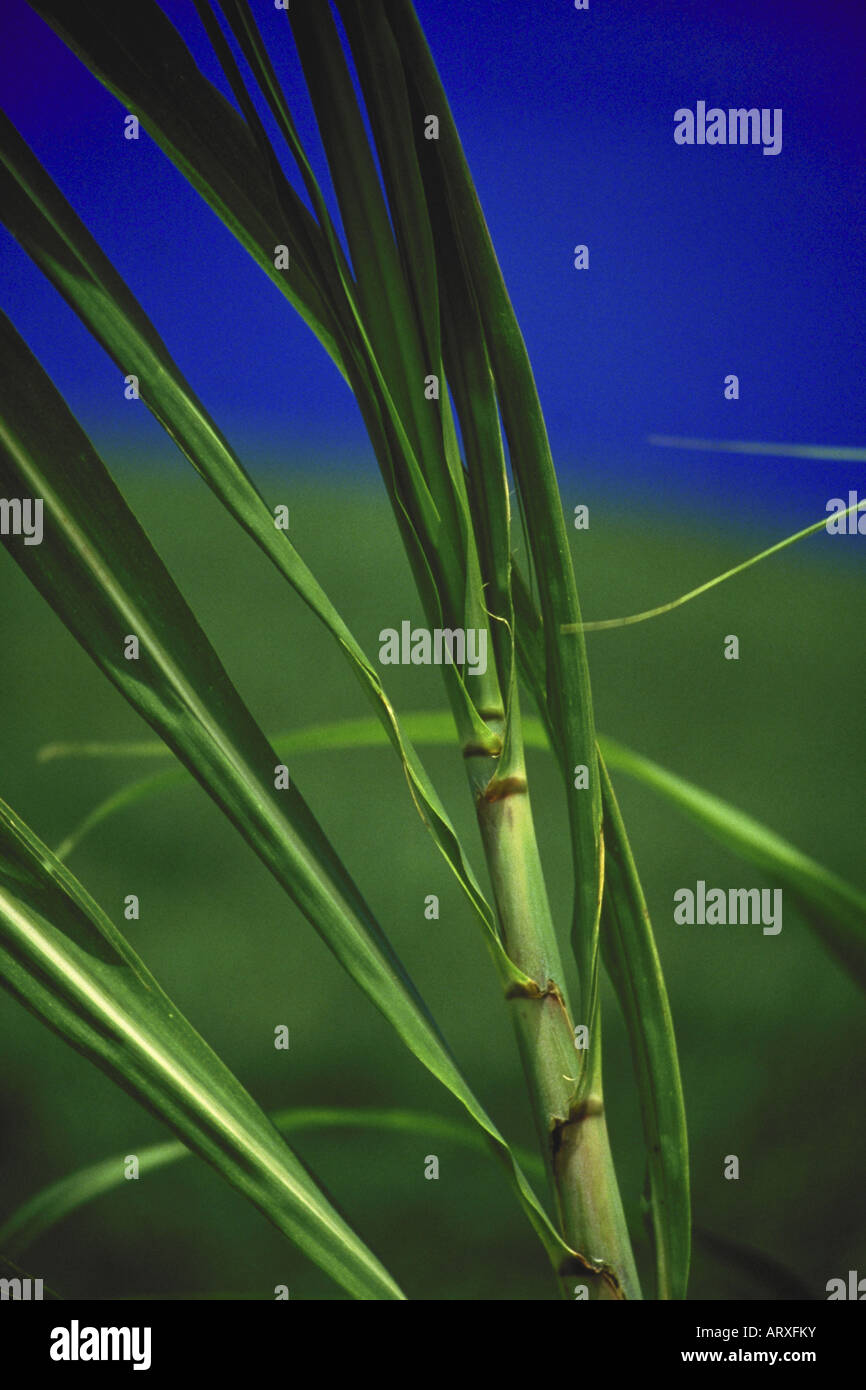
[1,0,864,1301]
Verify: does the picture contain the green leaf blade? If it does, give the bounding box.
[0,82,507,952]
[0,797,404,1300]
[0,312,578,1285]
[598,754,691,1299]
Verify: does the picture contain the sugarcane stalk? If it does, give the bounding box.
[465,720,641,1300]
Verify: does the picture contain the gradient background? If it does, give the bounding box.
[0,0,864,1300]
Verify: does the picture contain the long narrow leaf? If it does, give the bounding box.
[0,312,587,1285]
[0,797,403,1299]
[285,3,503,737]
[0,102,503,990]
[597,754,690,1299]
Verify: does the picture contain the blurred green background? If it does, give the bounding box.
[1,460,864,1300]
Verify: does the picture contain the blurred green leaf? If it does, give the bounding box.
[649,434,866,462]
[1,1106,546,1258]
[47,712,866,997]
[599,736,866,994]
[0,796,404,1300]
[692,1226,813,1300]
[9,1098,807,1301]
[0,1253,62,1300]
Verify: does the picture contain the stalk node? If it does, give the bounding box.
[556,1251,626,1300]
[504,974,564,1003]
[478,774,528,802]
[549,1097,606,1159]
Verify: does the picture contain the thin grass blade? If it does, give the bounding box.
[597,753,690,1299]
[1,1105,546,1259]
[285,2,502,736]
[570,499,866,633]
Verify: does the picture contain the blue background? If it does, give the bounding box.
[1,0,864,526]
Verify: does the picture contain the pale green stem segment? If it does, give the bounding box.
[465,723,641,1301]
[377,2,631,1294]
